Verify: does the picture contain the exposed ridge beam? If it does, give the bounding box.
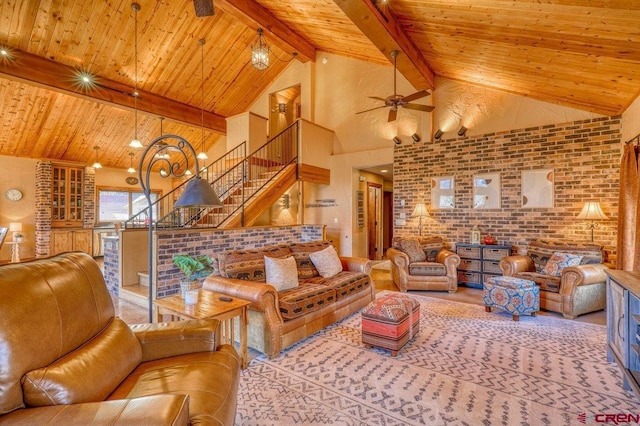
[0,48,227,134]
[215,0,315,63]
[334,0,435,90]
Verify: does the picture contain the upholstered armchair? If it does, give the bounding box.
[387,236,460,293]
[0,253,240,425]
[499,238,608,319]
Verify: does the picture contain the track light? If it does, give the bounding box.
[411,133,421,143]
[434,129,443,140]
[393,136,401,145]
[458,126,467,137]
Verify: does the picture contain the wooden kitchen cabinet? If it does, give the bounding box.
[51,229,92,256]
[51,164,84,228]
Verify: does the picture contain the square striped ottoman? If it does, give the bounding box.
[361,294,420,356]
[483,276,540,321]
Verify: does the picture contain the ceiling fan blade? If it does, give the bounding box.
[388,108,397,122]
[356,105,387,114]
[368,96,387,101]
[402,90,430,103]
[404,103,435,112]
[193,0,215,16]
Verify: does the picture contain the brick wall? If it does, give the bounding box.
[393,116,621,260]
[104,224,326,297]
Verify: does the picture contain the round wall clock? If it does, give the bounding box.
[5,188,23,202]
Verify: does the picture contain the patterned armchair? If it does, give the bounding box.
[387,236,460,293]
[499,238,608,319]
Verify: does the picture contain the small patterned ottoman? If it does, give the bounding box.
[483,276,540,321]
[361,294,420,356]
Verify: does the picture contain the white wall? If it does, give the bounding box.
[622,95,640,142]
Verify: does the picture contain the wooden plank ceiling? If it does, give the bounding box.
[0,0,639,169]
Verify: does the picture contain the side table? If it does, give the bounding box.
[6,241,22,263]
[154,290,251,369]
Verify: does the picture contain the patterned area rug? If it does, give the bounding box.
[236,291,640,425]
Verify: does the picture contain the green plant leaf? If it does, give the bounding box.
[173,254,214,279]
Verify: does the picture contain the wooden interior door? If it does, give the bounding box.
[367,183,382,260]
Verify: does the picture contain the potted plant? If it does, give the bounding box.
[14,233,23,243]
[173,254,215,298]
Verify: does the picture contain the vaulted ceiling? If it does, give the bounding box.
[1,0,639,169]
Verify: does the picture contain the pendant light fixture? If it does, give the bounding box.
[92,146,103,169]
[129,3,143,149]
[127,152,135,173]
[197,38,208,160]
[155,117,170,159]
[251,28,269,70]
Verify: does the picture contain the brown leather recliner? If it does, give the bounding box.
[0,252,240,425]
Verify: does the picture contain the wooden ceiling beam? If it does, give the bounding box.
[215,0,316,63]
[0,49,227,134]
[333,0,435,90]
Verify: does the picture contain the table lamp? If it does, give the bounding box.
[9,222,22,241]
[576,202,608,242]
[411,203,430,236]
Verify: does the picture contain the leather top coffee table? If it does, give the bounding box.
[154,290,251,369]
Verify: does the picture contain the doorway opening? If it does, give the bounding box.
[269,84,301,138]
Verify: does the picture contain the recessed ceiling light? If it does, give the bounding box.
[0,46,15,63]
[380,169,388,173]
[73,69,97,91]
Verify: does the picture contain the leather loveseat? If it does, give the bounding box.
[0,252,240,425]
[387,236,460,293]
[499,238,608,319]
[203,240,374,358]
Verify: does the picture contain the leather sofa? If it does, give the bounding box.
[203,240,374,358]
[0,252,240,425]
[387,236,460,293]
[499,238,608,319]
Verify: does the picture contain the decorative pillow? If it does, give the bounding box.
[265,256,299,291]
[398,238,427,263]
[309,245,343,278]
[541,252,584,277]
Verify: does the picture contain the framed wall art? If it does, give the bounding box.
[431,176,455,209]
[522,169,554,208]
[473,173,501,209]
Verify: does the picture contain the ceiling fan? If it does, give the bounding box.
[356,50,434,122]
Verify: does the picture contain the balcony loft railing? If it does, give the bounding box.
[124,120,299,230]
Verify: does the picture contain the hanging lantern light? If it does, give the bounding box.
[251,29,269,71]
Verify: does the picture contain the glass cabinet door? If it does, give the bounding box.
[51,165,84,227]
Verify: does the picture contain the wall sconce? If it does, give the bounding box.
[278,103,287,114]
[281,194,290,209]
[576,201,608,242]
[411,133,421,143]
[393,136,401,145]
[434,129,443,140]
[457,126,467,137]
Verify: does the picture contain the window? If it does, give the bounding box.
[97,188,161,223]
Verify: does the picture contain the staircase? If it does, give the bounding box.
[124,121,299,230]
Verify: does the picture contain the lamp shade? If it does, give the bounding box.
[576,202,608,221]
[9,222,22,232]
[174,177,223,208]
[411,203,429,218]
